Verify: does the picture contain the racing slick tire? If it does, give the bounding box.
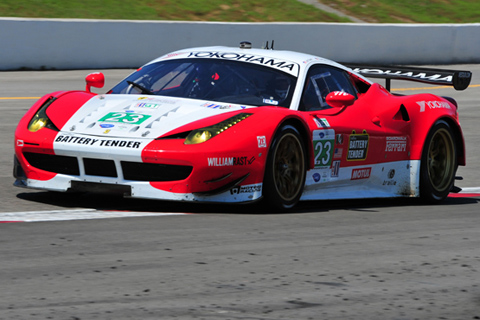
[263,124,306,211]
[420,120,457,203]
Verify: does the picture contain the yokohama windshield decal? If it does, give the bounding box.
[187,51,299,76]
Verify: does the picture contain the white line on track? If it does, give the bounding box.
[460,187,480,193]
[1,188,478,223]
[0,209,188,222]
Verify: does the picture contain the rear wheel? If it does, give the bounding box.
[263,125,306,211]
[420,120,457,203]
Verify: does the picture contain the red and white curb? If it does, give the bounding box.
[448,187,480,198]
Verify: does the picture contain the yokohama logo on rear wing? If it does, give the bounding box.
[345,64,472,91]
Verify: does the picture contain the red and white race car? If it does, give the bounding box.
[14,42,471,210]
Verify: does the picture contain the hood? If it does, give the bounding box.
[61,94,252,139]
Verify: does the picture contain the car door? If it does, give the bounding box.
[299,64,387,197]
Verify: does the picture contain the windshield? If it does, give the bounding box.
[109,59,297,108]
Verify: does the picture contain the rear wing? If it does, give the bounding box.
[344,64,472,91]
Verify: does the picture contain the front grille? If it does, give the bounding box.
[23,152,80,175]
[84,158,117,177]
[121,161,192,181]
[23,152,192,182]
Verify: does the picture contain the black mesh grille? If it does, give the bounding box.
[23,152,80,175]
[22,152,192,182]
[121,161,192,181]
[84,158,117,177]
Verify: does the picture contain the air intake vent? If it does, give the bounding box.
[121,161,192,181]
[24,152,80,175]
[84,158,117,177]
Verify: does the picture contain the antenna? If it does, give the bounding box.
[262,40,275,50]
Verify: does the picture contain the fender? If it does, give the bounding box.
[402,94,464,163]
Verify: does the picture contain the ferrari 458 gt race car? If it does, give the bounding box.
[14,41,472,210]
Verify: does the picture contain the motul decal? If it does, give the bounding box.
[351,167,371,180]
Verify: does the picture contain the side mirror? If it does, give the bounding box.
[326,91,355,108]
[85,72,105,93]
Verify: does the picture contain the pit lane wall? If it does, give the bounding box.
[2,18,480,70]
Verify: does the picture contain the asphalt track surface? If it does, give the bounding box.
[1,66,480,320]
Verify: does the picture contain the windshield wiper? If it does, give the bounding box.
[127,81,153,95]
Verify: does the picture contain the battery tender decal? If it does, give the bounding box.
[347,130,369,161]
[313,129,335,169]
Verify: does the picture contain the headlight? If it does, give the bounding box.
[28,97,59,132]
[184,113,252,145]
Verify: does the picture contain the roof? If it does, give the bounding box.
[146,45,350,77]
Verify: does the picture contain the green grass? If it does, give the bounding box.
[0,0,478,23]
[0,0,349,22]
[321,0,480,23]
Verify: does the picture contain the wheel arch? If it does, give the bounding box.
[441,117,465,167]
[419,118,459,202]
[271,117,311,167]
[262,118,309,210]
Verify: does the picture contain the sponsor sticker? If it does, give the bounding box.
[351,167,371,180]
[383,169,397,185]
[385,136,407,152]
[313,117,330,128]
[55,135,142,149]
[187,51,299,76]
[331,160,340,177]
[416,100,451,112]
[135,102,161,109]
[207,156,255,167]
[202,103,233,109]
[347,131,369,161]
[257,136,267,148]
[263,98,279,105]
[335,134,344,145]
[230,184,262,195]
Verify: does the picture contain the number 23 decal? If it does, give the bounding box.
[99,112,151,125]
[313,129,335,169]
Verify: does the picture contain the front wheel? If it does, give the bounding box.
[263,125,306,211]
[420,120,457,203]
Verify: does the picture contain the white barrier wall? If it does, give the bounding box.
[1,17,480,70]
